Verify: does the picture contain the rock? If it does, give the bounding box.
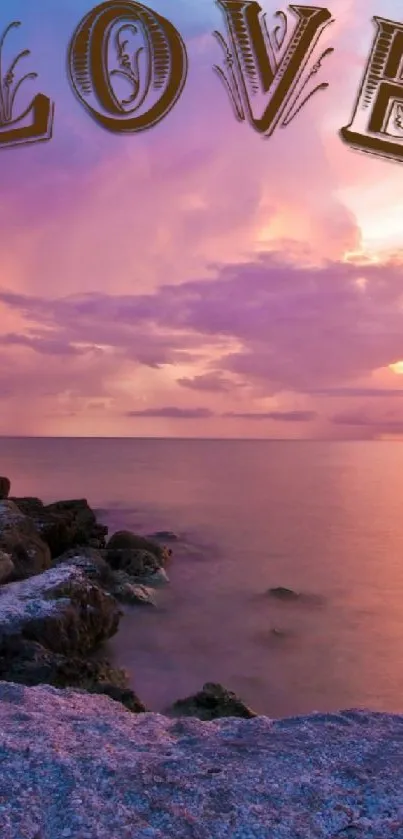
[271,627,287,637]
[0,500,51,580]
[53,547,115,586]
[132,567,170,588]
[147,530,179,542]
[0,560,121,656]
[106,545,161,579]
[0,638,146,712]
[89,683,146,712]
[108,570,157,606]
[268,586,300,600]
[0,477,10,499]
[166,682,258,721]
[11,497,109,559]
[0,551,14,583]
[107,530,172,564]
[1,687,401,838]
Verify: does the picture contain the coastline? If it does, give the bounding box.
[1,477,403,836]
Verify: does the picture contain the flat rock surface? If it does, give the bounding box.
[0,683,402,838]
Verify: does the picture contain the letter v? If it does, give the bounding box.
[214,2,333,136]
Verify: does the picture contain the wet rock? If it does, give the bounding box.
[107,530,172,565]
[0,638,146,712]
[89,683,146,712]
[147,530,179,542]
[0,561,121,656]
[271,627,287,637]
[106,545,160,576]
[0,500,51,580]
[133,567,170,588]
[0,551,14,583]
[11,497,109,559]
[0,477,10,499]
[108,570,157,606]
[268,586,300,600]
[53,547,115,586]
[166,682,258,721]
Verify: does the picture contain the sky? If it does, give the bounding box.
[1,0,403,439]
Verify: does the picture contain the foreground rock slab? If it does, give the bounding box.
[0,684,403,839]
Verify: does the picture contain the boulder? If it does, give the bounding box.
[0,551,14,583]
[0,638,146,712]
[0,477,10,499]
[107,530,171,564]
[137,567,170,587]
[147,530,179,542]
[108,570,157,606]
[53,546,115,586]
[0,500,51,580]
[166,682,258,721]
[105,545,161,578]
[268,586,300,600]
[10,497,109,558]
[0,560,121,656]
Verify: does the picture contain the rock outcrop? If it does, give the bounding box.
[166,681,258,720]
[268,586,300,600]
[0,476,10,499]
[0,683,402,839]
[0,554,146,711]
[0,500,52,580]
[0,483,180,714]
[106,529,172,565]
[0,560,121,655]
[10,496,109,558]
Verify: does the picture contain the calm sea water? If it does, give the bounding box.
[1,437,403,719]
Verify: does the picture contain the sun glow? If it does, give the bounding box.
[389,361,403,375]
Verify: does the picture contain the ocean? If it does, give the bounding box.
[1,436,403,719]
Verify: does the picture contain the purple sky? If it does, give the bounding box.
[1,0,403,438]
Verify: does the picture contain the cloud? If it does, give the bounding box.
[125,406,214,418]
[224,411,317,422]
[3,250,403,398]
[331,410,403,436]
[177,373,242,392]
[310,387,403,397]
[0,333,82,356]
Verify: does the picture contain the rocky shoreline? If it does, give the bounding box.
[1,477,403,837]
[0,477,255,718]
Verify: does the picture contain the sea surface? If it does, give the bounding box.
[1,437,403,719]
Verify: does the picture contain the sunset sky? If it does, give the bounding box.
[1,0,403,439]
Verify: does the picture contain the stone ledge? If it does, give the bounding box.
[0,683,402,838]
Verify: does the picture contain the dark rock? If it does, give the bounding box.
[147,530,179,543]
[11,497,109,559]
[268,586,300,600]
[107,530,171,565]
[107,547,162,578]
[0,477,10,499]
[0,551,14,583]
[167,682,258,721]
[0,638,146,713]
[108,570,157,606]
[9,497,45,517]
[0,500,52,580]
[89,683,146,713]
[53,547,115,586]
